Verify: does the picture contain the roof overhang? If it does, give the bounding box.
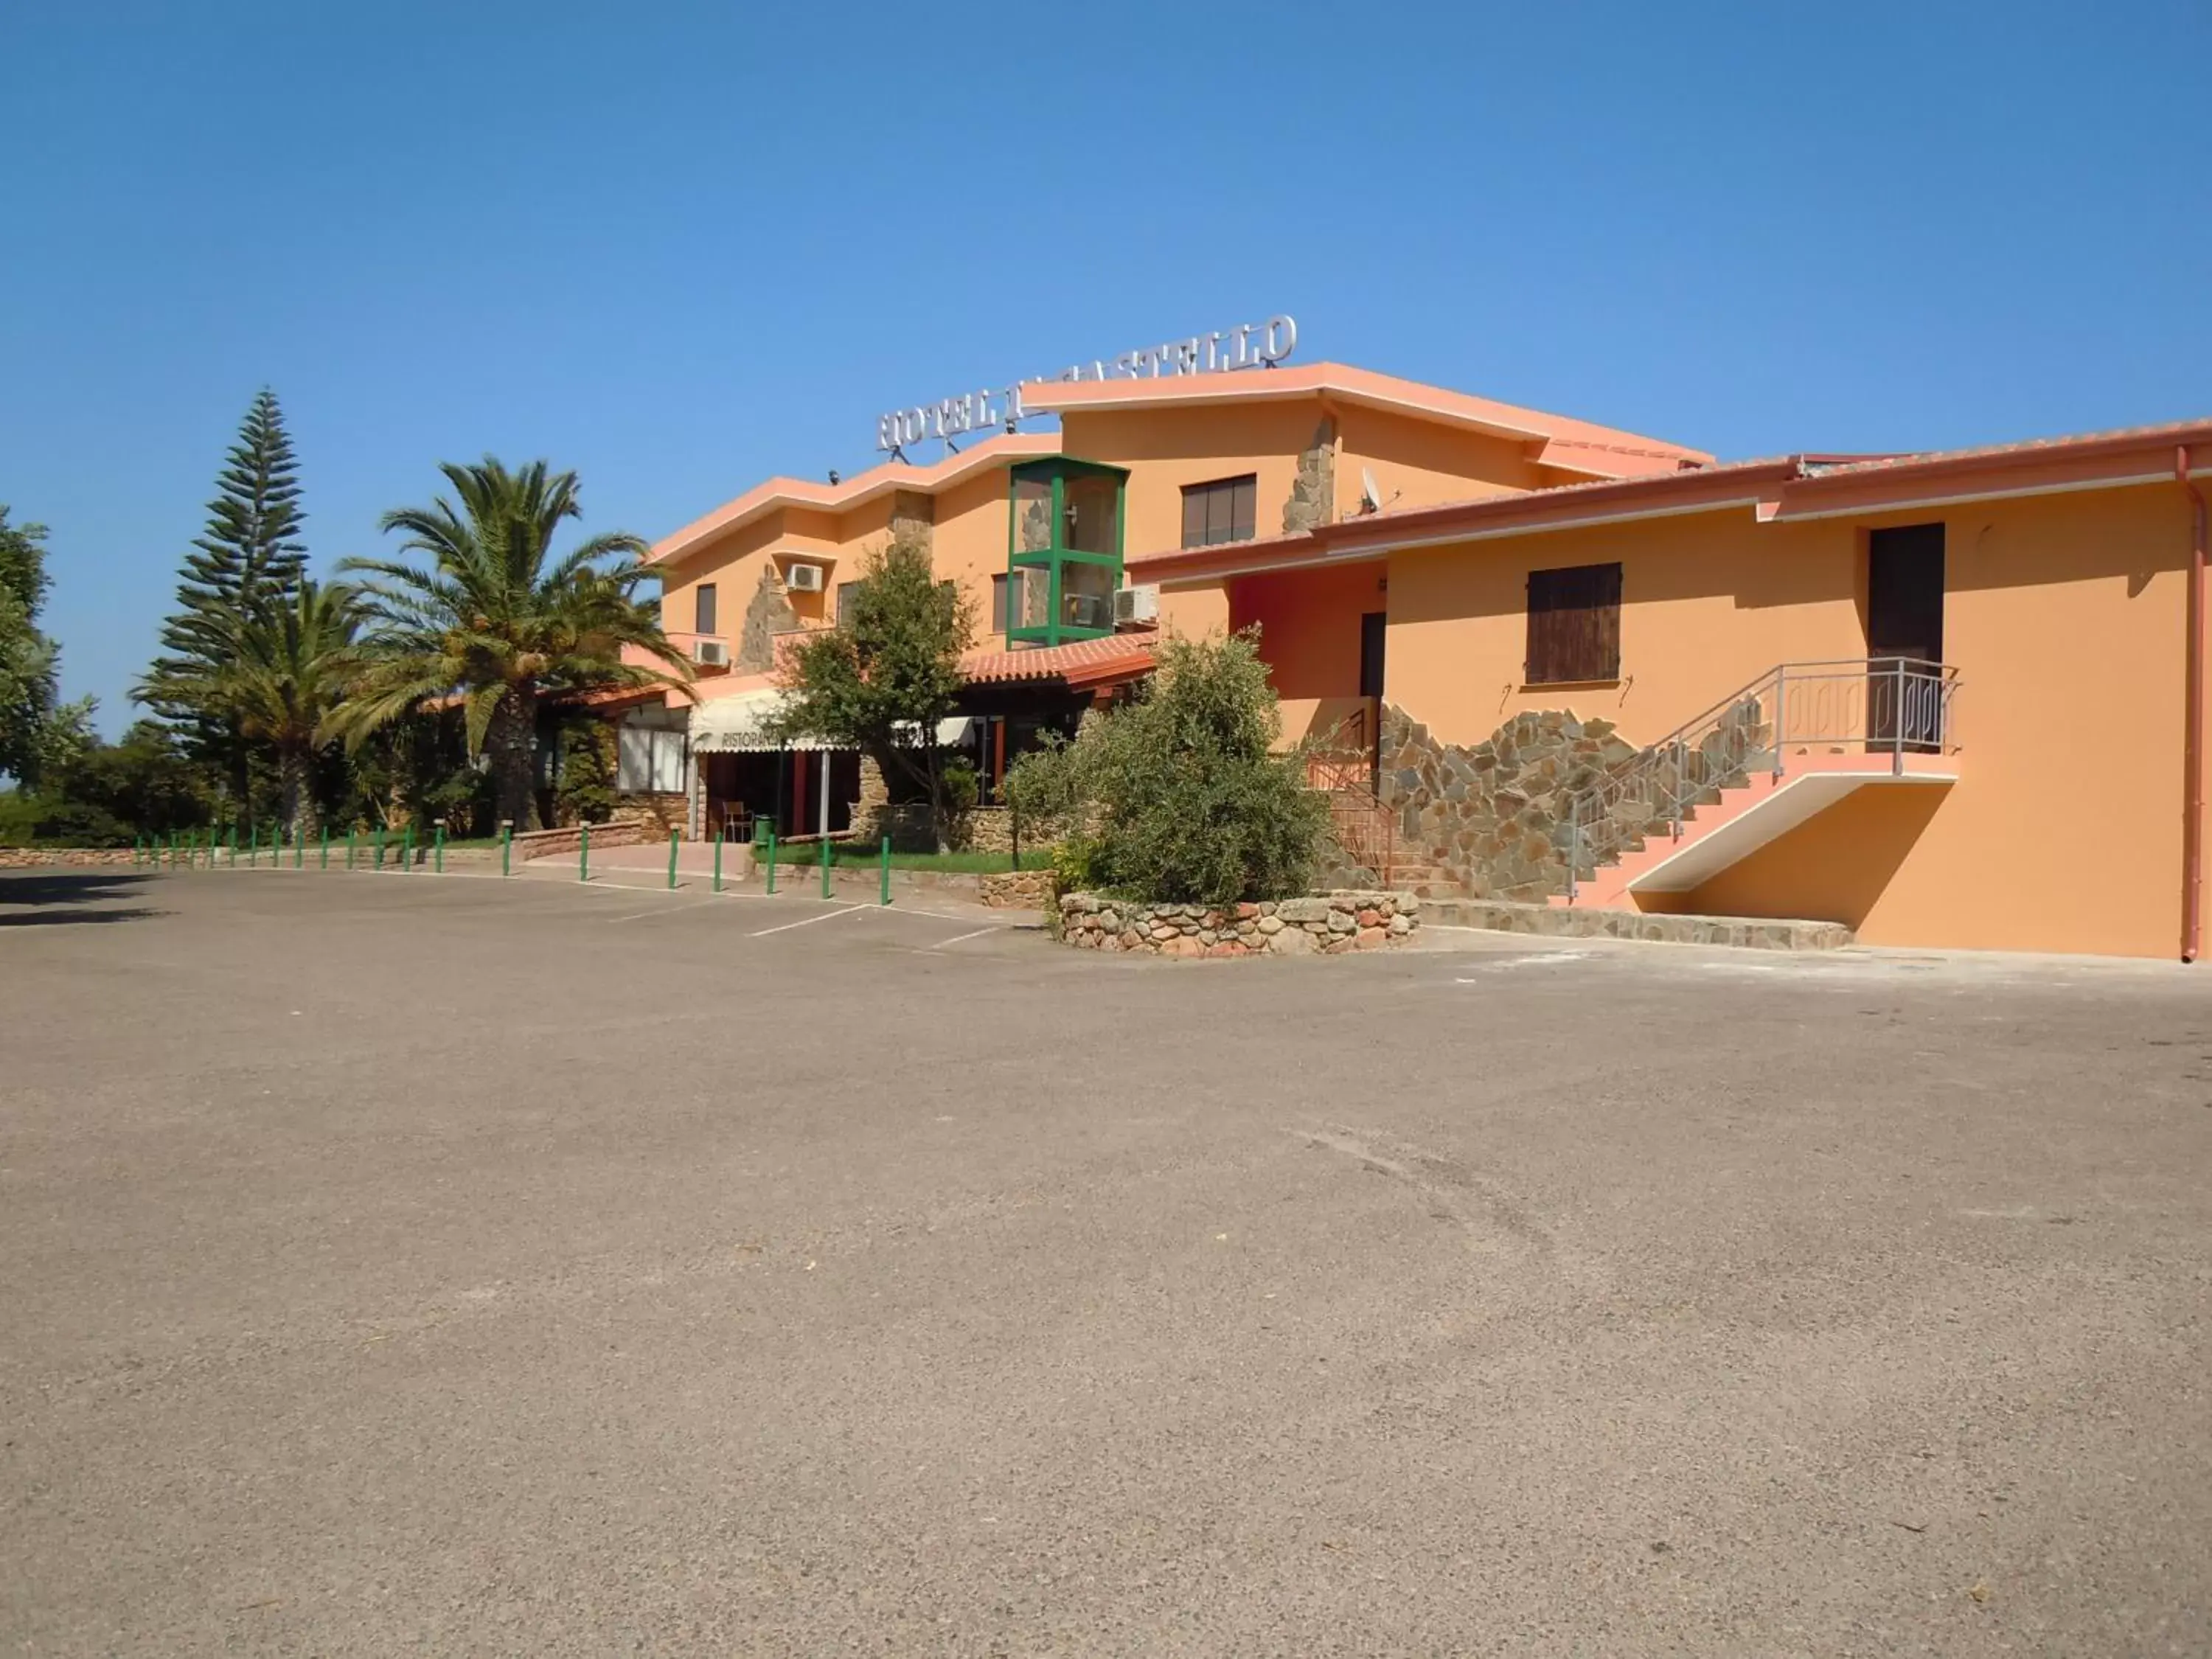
[650,431,1058,568]
[1124,421,2212,587]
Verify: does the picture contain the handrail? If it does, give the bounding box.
[1564,658,1960,901]
[1304,706,1394,885]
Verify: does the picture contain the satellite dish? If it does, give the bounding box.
[1360,467,1384,514]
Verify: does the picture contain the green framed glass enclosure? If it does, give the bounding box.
[1006,456,1129,647]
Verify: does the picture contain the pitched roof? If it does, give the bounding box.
[649,364,1714,567]
[1126,419,2212,585]
[1026,361,1711,478]
[959,631,1158,689]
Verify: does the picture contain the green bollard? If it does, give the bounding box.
[819,834,831,899]
[321,827,330,870]
[402,824,414,872]
[374,826,386,869]
[228,826,237,867]
[579,821,590,883]
[879,835,891,905]
[764,828,777,894]
[434,820,445,874]
[501,820,512,878]
[667,827,681,890]
[712,829,723,894]
[168,830,178,869]
[294,824,304,869]
[346,826,357,870]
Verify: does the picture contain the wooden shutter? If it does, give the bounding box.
[1526,563,1621,684]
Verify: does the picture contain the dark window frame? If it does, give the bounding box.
[1180,473,1259,549]
[1524,562,1623,686]
[835,580,860,627]
[694,582,717,636]
[990,572,1008,633]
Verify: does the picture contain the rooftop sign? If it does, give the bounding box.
[875,313,1298,454]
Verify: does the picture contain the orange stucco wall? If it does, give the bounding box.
[1060,402,1318,556]
[1380,483,2199,958]
[1228,561,1385,747]
[1336,406,1541,512]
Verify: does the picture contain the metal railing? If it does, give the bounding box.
[1565,658,1959,900]
[1304,706,1395,886]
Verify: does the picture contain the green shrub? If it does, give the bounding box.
[1004,630,1327,905]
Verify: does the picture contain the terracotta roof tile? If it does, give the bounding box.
[960,631,1158,687]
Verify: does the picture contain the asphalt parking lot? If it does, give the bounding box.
[3,866,2209,1656]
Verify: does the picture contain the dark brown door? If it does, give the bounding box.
[1359,612,1386,699]
[1867,524,1944,748]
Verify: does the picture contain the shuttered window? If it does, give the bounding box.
[1180,475,1257,549]
[1525,563,1622,685]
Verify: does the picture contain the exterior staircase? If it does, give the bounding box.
[1557,658,1961,910]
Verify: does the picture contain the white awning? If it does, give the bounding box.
[686,688,832,753]
[686,691,972,754]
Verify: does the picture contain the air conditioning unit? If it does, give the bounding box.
[785,561,826,593]
[692,639,729,667]
[1113,584,1160,626]
[1065,592,1112,630]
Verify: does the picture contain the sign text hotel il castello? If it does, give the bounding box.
[875,314,1299,454]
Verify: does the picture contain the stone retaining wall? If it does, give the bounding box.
[978,869,1054,908]
[0,847,141,868]
[512,821,647,863]
[1422,896,1852,951]
[1057,891,1420,957]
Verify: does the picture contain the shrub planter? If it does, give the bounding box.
[1057,891,1421,957]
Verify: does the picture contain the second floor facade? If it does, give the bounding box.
[646,362,1708,673]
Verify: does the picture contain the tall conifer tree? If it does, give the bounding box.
[136,389,308,804]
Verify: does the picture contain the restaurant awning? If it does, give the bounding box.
[684,686,969,753]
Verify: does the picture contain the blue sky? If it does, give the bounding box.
[4,0,2207,732]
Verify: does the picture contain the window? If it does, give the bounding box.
[616,724,688,793]
[836,580,860,627]
[694,582,717,636]
[1006,456,1129,644]
[1180,474,1257,549]
[1525,563,1622,685]
[991,573,1008,633]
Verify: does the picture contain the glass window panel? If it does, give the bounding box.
[1061,560,1114,632]
[695,582,717,635]
[1013,566,1051,630]
[1015,476,1054,553]
[990,574,1008,633]
[1181,488,1206,549]
[1062,474,1119,555]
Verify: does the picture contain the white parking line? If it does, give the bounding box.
[606,899,718,922]
[931,925,1004,949]
[748,905,865,937]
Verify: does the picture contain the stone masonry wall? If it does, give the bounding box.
[1378,705,1635,901]
[1057,890,1419,957]
[612,793,688,836]
[734,564,799,673]
[888,490,935,549]
[512,821,647,863]
[978,869,1054,908]
[1281,415,1338,534]
[0,847,142,868]
[1378,698,1777,900]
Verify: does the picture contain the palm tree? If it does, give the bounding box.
[221,578,361,842]
[332,458,689,830]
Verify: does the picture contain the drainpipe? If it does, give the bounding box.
[2182,446,2207,962]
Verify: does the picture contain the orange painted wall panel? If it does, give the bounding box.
[1380,483,2195,956]
[1337,406,1540,512]
[1061,403,1320,557]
